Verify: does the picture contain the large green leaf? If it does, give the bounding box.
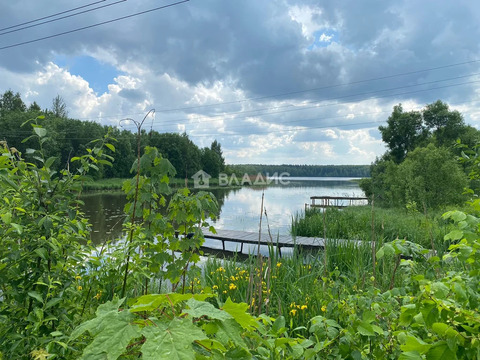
[33,126,47,138]
[426,342,457,360]
[183,298,232,321]
[141,318,207,359]
[71,298,141,360]
[130,293,213,312]
[399,351,423,360]
[222,297,257,331]
[401,335,431,354]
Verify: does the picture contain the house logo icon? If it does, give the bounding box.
[192,170,211,189]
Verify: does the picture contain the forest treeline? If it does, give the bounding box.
[0,90,370,180]
[0,91,225,179]
[228,164,370,177]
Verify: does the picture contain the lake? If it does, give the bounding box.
[81,177,365,244]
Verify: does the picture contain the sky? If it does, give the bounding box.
[1,0,480,165]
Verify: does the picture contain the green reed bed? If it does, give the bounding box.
[291,205,455,252]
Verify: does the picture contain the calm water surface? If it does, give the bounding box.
[81,177,364,243]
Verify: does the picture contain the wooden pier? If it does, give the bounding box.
[306,196,368,210]
[201,228,365,256]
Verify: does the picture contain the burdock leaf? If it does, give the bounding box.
[142,318,207,359]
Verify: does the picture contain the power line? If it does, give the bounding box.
[0,0,108,32]
[118,77,480,131]
[0,0,190,51]
[5,76,478,138]
[0,0,128,37]
[4,97,480,140]
[71,60,480,123]
[125,59,480,114]
[73,71,479,127]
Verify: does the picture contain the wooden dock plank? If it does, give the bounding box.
[201,228,366,254]
[202,228,324,249]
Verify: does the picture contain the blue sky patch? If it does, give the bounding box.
[54,55,121,94]
[307,30,338,50]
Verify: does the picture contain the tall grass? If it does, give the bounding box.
[198,204,462,328]
[291,206,454,252]
[201,234,433,331]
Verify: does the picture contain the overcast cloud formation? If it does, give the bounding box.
[1,0,480,165]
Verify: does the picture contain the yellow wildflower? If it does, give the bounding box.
[301,305,307,310]
[229,283,237,290]
[276,262,282,268]
[321,305,327,312]
[223,290,227,294]
[75,275,81,280]
[77,286,83,291]
[212,285,218,290]
[290,309,297,316]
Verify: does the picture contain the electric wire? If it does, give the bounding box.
[0,0,190,51]
[3,97,480,140]
[3,78,480,137]
[0,0,108,32]
[117,78,480,132]
[0,0,128,37]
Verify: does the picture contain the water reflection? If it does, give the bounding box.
[81,178,364,244]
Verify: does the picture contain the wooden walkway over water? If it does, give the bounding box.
[201,228,364,256]
[307,196,368,210]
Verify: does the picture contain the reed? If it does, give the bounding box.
[291,205,454,252]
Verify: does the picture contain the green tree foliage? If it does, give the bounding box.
[50,95,68,118]
[378,104,427,164]
[395,145,467,208]
[423,100,466,146]
[363,100,479,208]
[228,164,370,177]
[0,91,225,180]
[201,141,225,178]
[0,117,115,357]
[0,89,27,114]
[147,131,203,178]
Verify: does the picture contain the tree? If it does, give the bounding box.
[423,100,466,146]
[0,90,26,113]
[51,94,68,118]
[201,140,225,178]
[378,105,427,163]
[28,101,41,112]
[210,140,225,169]
[388,145,467,208]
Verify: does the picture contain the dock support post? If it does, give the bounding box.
[222,240,225,251]
[240,242,244,254]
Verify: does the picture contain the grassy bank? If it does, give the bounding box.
[291,205,456,251]
[82,177,247,191]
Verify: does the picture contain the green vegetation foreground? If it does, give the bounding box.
[1,111,480,358]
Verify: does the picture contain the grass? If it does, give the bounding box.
[200,235,433,330]
[195,203,463,329]
[82,177,245,191]
[291,205,456,252]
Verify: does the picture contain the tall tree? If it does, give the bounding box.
[0,90,26,113]
[51,95,68,118]
[423,100,466,146]
[378,104,426,163]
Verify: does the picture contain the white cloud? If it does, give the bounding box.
[1,0,480,165]
[319,33,333,42]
